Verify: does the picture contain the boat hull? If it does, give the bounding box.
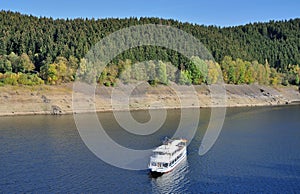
[149,171,164,178]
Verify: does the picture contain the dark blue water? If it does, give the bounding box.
[1,105,300,193]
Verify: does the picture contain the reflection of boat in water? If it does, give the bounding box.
[151,157,189,193]
[148,138,187,176]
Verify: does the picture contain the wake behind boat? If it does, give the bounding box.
[148,138,187,176]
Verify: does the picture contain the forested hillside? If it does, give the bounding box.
[0,10,299,86]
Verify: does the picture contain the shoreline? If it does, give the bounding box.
[0,83,299,117]
[1,103,300,118]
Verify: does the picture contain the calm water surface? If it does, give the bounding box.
[1,105,300,193]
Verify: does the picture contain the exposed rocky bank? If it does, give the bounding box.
[0,83,299,116]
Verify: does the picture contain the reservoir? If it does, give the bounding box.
[1,105,300,193]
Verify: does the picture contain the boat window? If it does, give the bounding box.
[163,163,168,167]
[154,152,165,156]
[178,142,185,146]
[151,162,156,166]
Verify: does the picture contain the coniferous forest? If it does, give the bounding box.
[0,10,299,86]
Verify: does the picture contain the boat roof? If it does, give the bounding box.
[153,139,185,154]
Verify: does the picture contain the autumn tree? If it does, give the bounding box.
[156,60,168,85]
[119,59,132,84]
[207,60,221,84]
[178,70,192,85]
[18,53,35,73]
[189,56,208,84]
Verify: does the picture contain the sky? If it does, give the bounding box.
[0,0,299,27]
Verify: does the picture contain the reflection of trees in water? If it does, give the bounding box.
[151,158,190,193]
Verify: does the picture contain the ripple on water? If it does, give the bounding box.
[1,106,300,192]
[151,158,190,193]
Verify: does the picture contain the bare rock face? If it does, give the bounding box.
[0,83,300,116]
[51,105,62,115]
[41,95,51,103]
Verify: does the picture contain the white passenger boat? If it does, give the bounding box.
[148,138,187,175]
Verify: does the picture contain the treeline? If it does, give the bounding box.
[0,51,299,86]
[91,56,299,86]
[0,11,299,86]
